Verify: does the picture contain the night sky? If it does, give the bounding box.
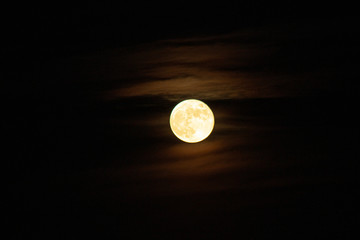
[5,2,359,239]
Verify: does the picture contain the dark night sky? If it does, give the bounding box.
[4,2,359,239]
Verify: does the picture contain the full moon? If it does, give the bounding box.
[170,99,215,143]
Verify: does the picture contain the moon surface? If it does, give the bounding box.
[170,99,215,143]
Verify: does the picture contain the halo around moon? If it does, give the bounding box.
[170,99,215,143]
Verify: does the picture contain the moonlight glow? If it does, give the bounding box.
[170,99,215,143]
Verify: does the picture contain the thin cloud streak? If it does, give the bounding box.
[106,74,311,101]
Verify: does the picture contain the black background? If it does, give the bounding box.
[4,2,359,239]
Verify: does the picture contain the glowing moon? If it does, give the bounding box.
[170,99,215,143]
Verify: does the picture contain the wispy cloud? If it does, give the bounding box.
[90,30,328,101]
